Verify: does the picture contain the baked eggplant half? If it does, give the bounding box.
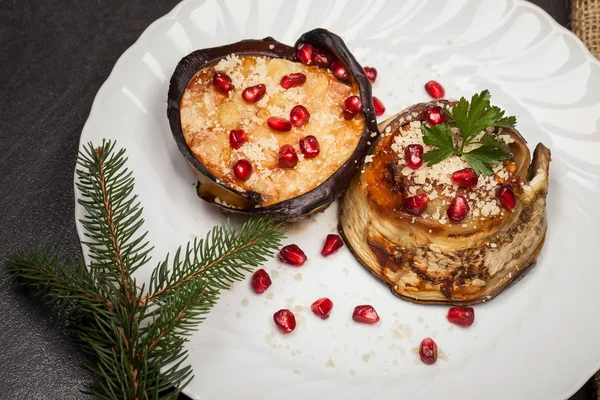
[167,29,378,221]
[339,96,551,305]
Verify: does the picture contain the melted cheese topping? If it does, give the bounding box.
[364,106,523,228]
[180,55,364,206]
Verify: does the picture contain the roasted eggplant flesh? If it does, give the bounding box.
[167,29,378,221]
[339,101,551,305]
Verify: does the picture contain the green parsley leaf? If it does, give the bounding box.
[448,90,517,151]
[479,133,508,150]
[463,143,512,175]
[494,114,517,127]
[423,148,455,166]
[462,153,493,175]
[422,123,457,166]
[419,90,517,173]
[422,123,454,150]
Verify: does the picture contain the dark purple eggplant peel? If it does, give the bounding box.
[167,29,378,221]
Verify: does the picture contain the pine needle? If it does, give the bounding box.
[5,140,285,399]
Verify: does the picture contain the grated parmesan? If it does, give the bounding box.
[384,119,515,224]
[180,55,365,206]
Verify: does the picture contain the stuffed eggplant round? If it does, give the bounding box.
[167,29,378,221]
[339,99,551,305]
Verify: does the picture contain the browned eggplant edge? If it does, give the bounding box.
[167,28,379,220]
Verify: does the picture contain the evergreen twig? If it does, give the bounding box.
[5,140,285,399]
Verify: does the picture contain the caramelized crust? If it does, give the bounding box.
[362,101,530,238]
[340,101,551,304]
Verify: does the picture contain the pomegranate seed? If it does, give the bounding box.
[278,244,307,266]
[451,168,478,188]
[311,297,334,319]
[423,105,447,126]
[364,66,377,83]
[373,97,385,116]
[267,116,292,132]
[404,144,424,169]
[213,72,233,93]
[280,73,307,89]
[233,159,252,181]
[290,105,310,127]
[273,309,296,334]
[241,84,266,103]
[497,185,517,210]
[447,195,470,221]
[424,80,445,99]
[278,144,298,169]
[352,305,380,324]
[343,96,363,120]
[312,47,333,68]
[321,234,344,256]
[299,135,320,159]
[447,307,475,327]
[296,43,313,65]
[404,194,428,215]
[250,269,272,294]
[229,129,247,149]
[330,60,349,81]
[419,337,438,365]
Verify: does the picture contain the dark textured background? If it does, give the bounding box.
[0,0,590,399]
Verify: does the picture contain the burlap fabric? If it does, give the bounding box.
[572,0,600,58]
[571,0,600,397]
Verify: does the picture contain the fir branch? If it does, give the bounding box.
[6,250,113,313]
[6,140,285,399]
[145,218,285,304]
[76,140,153,294]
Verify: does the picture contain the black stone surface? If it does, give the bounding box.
[0,0,590,399]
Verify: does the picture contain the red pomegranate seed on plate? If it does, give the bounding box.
[241,83,266,103]
[451,168,478,188]
[299,135,320,158]
[233,159,252,181]
[404,144,424,169]
[290,105,310,127]
[296,43,313,65]
[330,60,349,81]
[229,129,247,149]
[447,195,470,221]
[403,194,428,215]
[364,66,377,83]
[352,305,380,324]
[250,269,272,294]
[278,144,298,169]
[419,337,438,365]
[267,116,292,132]
[312,47,333,68]
[424,80,445,99]
[447,306,475,327]
[423,105,447,126]
[321,234,344,257]
[497,185,517,211]
[213,72,233,93]
[278,244,307,266]
[280,73,307,89]
[311,297,334,319]
[373,97,385,116]
[343,96,363,120]
[273,309,296,334]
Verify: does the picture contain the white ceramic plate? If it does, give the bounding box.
[75,1,600,399]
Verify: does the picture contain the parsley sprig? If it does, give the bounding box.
[422,90,517,175]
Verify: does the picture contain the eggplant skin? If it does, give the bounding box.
[167,29,379,221]
[339,102,552,305]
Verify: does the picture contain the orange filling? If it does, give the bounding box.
[180,55,365,206]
